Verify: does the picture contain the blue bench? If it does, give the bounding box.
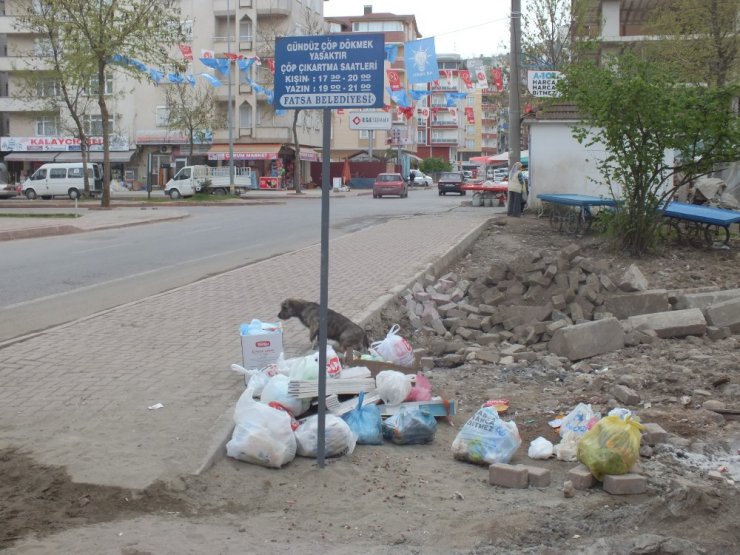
[537,194,619,233]
[660,202,740,247]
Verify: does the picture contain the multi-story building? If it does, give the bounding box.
[0,0,324,189]
[326,6,420,167]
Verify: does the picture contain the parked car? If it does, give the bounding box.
[22,162,103,200]
[409,171,433,187]
[438,171,466,196]
[0,182,18,199]
[373,173,408,198]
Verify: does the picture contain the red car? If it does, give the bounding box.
[373,172,408,198]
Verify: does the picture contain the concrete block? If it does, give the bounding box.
[413,291,431,303]
[457,302,480,315]
[489,463,529,488]
[707,326,731,340]
[430,292,452,305]
[626,308,706,338]
[602,473,647,495]
[611,384,641,405]
[599,274,617,292]
[642,422,668,445]
[475,349,500,364]
[552,294,566,310]
[618,264,648,292]
[604,289,671,320]
[705,296,740,332]
[560,243,581,261]
[567,464,595,490]
[521,465,551,487]
[548,317,625,361]
[672,287,740,310]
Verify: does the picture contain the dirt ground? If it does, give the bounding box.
[2,214,740,555]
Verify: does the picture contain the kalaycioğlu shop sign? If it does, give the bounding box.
[274,34,385,109]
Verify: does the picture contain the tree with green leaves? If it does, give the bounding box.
[163,83,222,163]
[15,2,101,196]
[644,0,739,87]
[33,0,183,207]
[420,157,452,175]
[521,0,580,70]
[559,52,740,255]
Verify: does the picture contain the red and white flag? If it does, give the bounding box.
[448,107,458,119]
[386,69,402,91]
[179,44,193,61]
[266,58,275,74]
[200,49,215,59]
[476,68,489,89]
[465,107,475,123]
[459,70,473,89]
[492,67,504,91]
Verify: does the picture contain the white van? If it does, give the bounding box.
[22,162,103,200]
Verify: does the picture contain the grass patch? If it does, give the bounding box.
[0,212,80,219]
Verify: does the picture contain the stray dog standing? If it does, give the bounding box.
[278,298,369,354]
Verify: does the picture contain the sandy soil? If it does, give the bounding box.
[2,214,740,555]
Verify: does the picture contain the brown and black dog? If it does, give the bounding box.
[278,298,369,354]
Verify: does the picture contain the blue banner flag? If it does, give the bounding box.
[404,38,439,84]
[386,87,411,108]
[409,89,432,101]
[237,58,255,73]
[149,68,163,84]
[200,57,230,75]
[384,44,398,63]
[167,73,184,84]
[186,74,196,87]
[198,73,222,87]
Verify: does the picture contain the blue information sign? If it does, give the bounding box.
[274,33,385,110]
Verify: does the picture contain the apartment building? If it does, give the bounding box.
[326,6,420,166]
[0,0,324,189]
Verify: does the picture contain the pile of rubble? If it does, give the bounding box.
[401,243,740,366]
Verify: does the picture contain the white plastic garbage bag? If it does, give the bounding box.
[260,374,310,417]
[225,387,297,468]
[451,406,521,465]
[376,370,412,405]
[527,436,554,459]
[371,324,415,367]
[295,414,357,458]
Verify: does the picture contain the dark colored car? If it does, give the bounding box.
[373,173,408,198]
[438,171,466,196]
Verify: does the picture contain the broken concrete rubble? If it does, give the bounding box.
[396,242,738,366]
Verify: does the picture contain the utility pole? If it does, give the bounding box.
[509,0,521,170]
[227,0,235,194]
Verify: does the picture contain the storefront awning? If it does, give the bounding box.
[3,152,60,162]
[54,150,136,163]
[299,147,319,162]
[208,143,282,161]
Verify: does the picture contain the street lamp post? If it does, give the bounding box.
[227,0,235,194]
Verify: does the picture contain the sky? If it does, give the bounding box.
[323,0,511,59]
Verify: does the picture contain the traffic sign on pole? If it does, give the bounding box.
[274,34,385,110]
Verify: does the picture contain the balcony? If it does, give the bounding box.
[0,56,53,72]
[0,96,49,112]
[213,0,255,13]
[430,119,457,128]
[431,136,458,145]
[255,0,291,17]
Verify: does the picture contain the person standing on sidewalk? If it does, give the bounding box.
[507,162,525,217]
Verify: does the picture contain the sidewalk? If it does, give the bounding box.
[0,206,493,489]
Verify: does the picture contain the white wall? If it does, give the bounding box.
[528,122,614,206]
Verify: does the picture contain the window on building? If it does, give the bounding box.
[417,129,427,145]
[83,114,113,136]
[466,125,475,134]
[33,38,53,56]
[352,21,403,32]
[416,116,427,127]
[467,96,475,106]
[181,19,193,41]
[155,106,170,127]
[35,116,58,135]
[35,79,59,97]
[84,74,113,96]
[466,139,476,149]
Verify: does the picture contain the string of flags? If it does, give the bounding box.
[111,36,505,121]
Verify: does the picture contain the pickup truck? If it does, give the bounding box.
[164,165,254,198]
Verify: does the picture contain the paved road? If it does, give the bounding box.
[0,192,498,489]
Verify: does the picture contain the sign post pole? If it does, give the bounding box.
[275,33,385,468]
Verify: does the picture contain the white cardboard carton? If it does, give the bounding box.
[241,322,283,370]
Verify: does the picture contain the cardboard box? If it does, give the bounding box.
[241,322,283,369]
